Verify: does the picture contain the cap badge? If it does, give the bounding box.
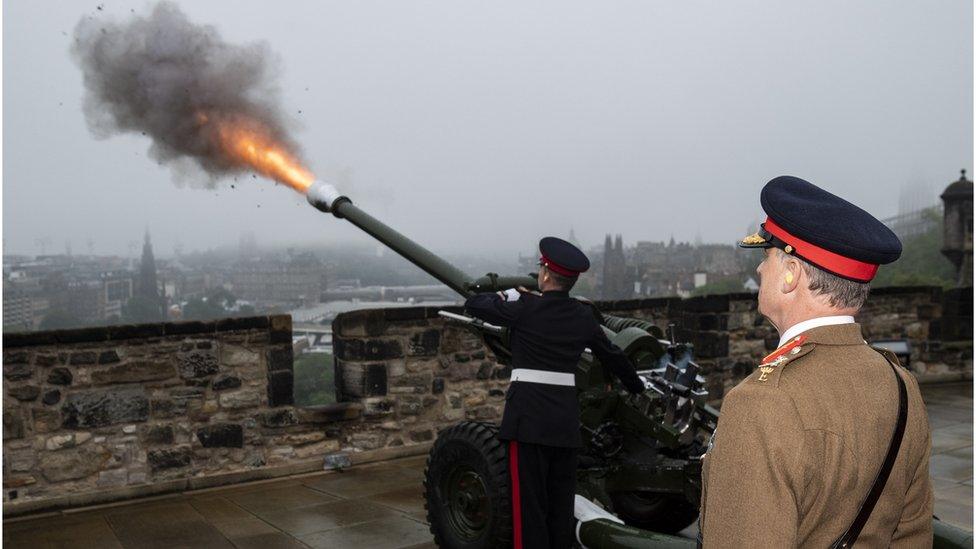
[741,233,766,245]
[784,244,794,254]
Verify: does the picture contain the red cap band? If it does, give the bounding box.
[764,217,879,282]
[539,254,579,277]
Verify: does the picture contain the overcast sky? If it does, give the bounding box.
[4,1,973,259]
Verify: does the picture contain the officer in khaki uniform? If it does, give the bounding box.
[700,176,933,548]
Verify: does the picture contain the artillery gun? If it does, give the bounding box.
[306,182,972,548]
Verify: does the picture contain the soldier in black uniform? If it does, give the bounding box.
[465,236,645,549]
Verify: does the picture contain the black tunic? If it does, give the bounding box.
[465,290,645,448]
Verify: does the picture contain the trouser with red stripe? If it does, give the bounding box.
[508,440,579,549]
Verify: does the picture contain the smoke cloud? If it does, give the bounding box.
[72,2,304,186]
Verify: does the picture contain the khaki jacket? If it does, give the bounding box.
[700,323,933,548]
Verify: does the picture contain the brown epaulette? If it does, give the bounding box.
[750,334,816,387]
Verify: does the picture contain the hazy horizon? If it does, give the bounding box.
[4,1,972,259]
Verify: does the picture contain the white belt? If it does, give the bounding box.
[510,368,575,386]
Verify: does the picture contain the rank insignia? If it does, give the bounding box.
[741,233,767,246]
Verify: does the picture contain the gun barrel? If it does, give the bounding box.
[308,181,474,296]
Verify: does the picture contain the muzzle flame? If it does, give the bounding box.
[197,112,314,193]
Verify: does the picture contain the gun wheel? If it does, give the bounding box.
[424,421,512,549]
[609,491,699,535]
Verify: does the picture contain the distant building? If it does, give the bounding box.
[232,251,328,307]
[941,169,974,286]
[137,231,164,316]
[630,239,743,297]
[602,234,631,299]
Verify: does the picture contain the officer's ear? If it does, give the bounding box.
[783,257,802,294]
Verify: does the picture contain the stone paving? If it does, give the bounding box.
[3,382,971,548]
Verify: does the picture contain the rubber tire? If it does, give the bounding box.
[609,491,700,535]
[424,421,512,549]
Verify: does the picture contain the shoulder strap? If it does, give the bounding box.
[830,353,908,548]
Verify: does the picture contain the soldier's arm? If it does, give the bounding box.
[701,384,807,547]
[891,374,934,547]
[463,292,524,327]
[588,328,645,394]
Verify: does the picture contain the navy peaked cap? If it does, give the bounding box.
[740,176,902,282]
[539,236,589,277]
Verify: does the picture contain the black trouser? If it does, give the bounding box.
[508,440,578,548]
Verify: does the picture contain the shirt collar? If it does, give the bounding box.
[778,315,855,348]
[542,290,569,298]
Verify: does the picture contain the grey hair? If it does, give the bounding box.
[777,249,870,309]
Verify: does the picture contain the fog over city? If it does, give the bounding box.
[4,1,973,258]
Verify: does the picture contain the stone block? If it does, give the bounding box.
[408,329,441,357]
[212,374,242,391]
[267,369,294,407]
[4,362,32,381]
[4,350,28,364]
[3,475,36,489]
[220,344,258,367]
[8,385,40,401]
[98,350,122,364]
[406,358,438,374]
[178,351,219,379]
[294,439,340,459]
[105,323,164,340]
[466,405,500,420]
[349,432,386,450]
[269,314,293,344]
[42,390,61,405]
[196,423,244,448]
[3,408,24,440]
[39,446,111,482]
[219,390,262,410]
[148,447,192,472]
[687,331,729,359]
[91,361,175,385]
[266,346,293,375]
[214,316,268,332]
[391,371,433,394]
[69,351,98,365]
[398,395,424,415]
[335,309,386,337]
[62,388,149,429]
[144,425,174,445]
[6,450,34,471]
[47,367,73,385]
[32,408,62,432]
[45,432,91,451]
[261,408,299,427]
[409,428,434,442]
[297,403,363,423]
[358,363,386,397]
[362,397,394,418]
[335,338,404,361]
[34,354,59,367]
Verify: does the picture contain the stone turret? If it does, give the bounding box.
[940,169,973,286]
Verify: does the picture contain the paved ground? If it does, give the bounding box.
[4,382,971,548]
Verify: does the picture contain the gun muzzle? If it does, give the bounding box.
[306,180,348,215]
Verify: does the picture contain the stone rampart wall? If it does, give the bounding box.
[330,285,973,456]
[3,286,970,515]
[1,316,343,515]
